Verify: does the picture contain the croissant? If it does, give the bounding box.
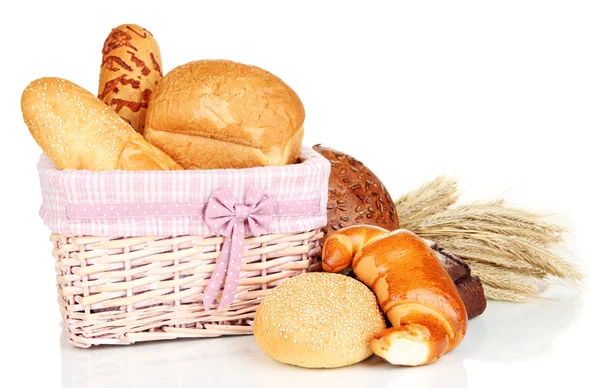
[321,225,468,366]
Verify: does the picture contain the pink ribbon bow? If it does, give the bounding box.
[202,188,273,310]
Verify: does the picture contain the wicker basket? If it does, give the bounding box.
[39,147,330,347]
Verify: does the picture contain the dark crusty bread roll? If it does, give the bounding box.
[312,145,399,239]
[98,24,163,134]
[456,275,487,319]
[144,60,305,169]
[430,242,487,319]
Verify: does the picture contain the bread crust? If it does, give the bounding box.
[22,77,181,171]
[312,145,399,243]
[145,60,305,169]
[98,24,163,134]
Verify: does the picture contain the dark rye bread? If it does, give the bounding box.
[429,241,487,319]
[314,144,486,319]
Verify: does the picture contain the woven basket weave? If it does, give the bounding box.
[39,147,330,348]
[52,230,323,348]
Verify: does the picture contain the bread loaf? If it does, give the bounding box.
[431,243,487,319]
[455,275,487,320]
[21,77,182,171]
[312,145,399,241]
[144,60,305,169]
[322,226,468,366]
[98,24,163,134]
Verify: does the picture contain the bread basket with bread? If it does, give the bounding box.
[23,24,329,348]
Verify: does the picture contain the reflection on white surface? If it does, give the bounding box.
[459,297,583,363]
[58,298,583,388]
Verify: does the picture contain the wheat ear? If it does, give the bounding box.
[395,176,582,302]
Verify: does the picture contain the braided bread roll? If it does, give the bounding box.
[321,225,468,366]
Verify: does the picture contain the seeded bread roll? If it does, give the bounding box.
[253,272,386,368]
[144,60,305,169]
[312,145,399,240]
[21,77,182,171]
[98,24,163,134]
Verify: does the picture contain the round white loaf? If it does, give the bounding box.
[144,59,305,169]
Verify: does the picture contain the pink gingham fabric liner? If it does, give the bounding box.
[37,146,330,237]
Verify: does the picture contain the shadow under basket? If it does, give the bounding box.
[52,230,323,348]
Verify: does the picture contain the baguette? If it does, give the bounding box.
[98,24,163,134]
[322,225,468,366]
[21,77,182,171]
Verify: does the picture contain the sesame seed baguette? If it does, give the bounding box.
[21,77,182,171]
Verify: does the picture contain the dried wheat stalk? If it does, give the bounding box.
[395,176,460,224]
[432,234,582,281]
[450,249,547,278]
[465,261,544,294]
[405,203,565,244]
[395,176,582,302]
[482,286,536,303]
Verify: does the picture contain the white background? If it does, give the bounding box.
[1,1,598,387]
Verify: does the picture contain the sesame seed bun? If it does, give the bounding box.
[253,272,386,368]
